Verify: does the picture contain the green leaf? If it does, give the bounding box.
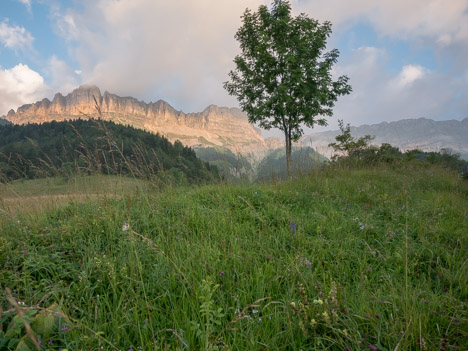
[30,310,56,338]
[14,336,32,351]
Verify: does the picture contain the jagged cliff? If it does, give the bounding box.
[4,85,281,155]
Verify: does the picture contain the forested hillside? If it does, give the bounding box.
[0,119,219,183]
[0,118,11,126]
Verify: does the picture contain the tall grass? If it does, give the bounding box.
[1,165,466,350]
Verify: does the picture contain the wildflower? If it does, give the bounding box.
[258,317,262,322]
[375,314,380,318]
[358,222,365,230]
[313,299,323,305]
[310,319,317,326]
[369,345,378,350]
[60,326,69,332]
[122,221,130,232]
[322,311,330,322]
[305,259,311,266]
[23,251,29,255]
[48,339,53,345]
[289,222,296,233]
[219,271,225,276]
[252,309,259,314]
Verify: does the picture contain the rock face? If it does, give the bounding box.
[5,85,467,161]
[301,117,468,160]
[4,85,269,155]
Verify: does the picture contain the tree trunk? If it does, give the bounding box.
[285,134,292,178]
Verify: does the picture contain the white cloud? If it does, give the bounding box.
[0,21,34,51]
[18,0,32,14]
[329,47,468,128]
[41,0,467,136]
[0,64,47,115]
[53,0,267,111]
[293,0,468,44]
[392,65,428,89]
[43,56,81,97]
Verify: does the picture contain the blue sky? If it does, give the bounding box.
[1,0,467,134]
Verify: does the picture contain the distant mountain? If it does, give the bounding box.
[5,85,467,175]
[3,85,281,157]
[302,118,468,160]
[256,147,327,181]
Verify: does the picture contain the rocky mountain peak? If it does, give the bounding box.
[4,86,270,155]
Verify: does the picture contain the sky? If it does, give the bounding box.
[0,0,467,136]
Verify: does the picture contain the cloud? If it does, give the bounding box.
[392,65,428,89]
[0,64,47,115]
[329,47,468,128]
[44,55,80,95]
[44,0,467,137]
[293,0,468,44]
[0,20,34,51]
[53,0,267,111]
[18,0,32,14]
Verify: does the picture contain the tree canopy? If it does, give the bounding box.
[0,119,219,183]
[224,0,351,176]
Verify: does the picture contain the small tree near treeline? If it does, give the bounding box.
[224,0,352,177]
[328,119,375,161]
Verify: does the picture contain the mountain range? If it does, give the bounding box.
[302,118,468,160]
[2,85,282,158]
[2,85,467,164]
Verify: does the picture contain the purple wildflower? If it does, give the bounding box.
[305,259,312,266]
[289,222,296,233]
[369,345,378,350]
[60,326,69,332]
[48,339,53,345]
[220,271,225,276]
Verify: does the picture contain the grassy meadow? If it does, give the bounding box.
[0,165,467,350]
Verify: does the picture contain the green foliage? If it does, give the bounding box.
[0,119,11,127]
[0,302,70,351]
[195,147,253,181]
[190,278,225,350]
[328,119,375,161]
[224,0,351,175]
[1,165,467,349]
[329,120,468,177]
[256,146,327,181]
[0,119,219,183]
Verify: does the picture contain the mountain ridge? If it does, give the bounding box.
[4,85,467,160]
[4,85,278,156]
[301,117,468,160]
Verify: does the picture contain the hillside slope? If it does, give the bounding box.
[0,166,466,349]
[0,119,219,183]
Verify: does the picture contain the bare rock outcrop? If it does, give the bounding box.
[4,85,271,155]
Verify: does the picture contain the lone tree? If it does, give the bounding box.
[224,0,352,176]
